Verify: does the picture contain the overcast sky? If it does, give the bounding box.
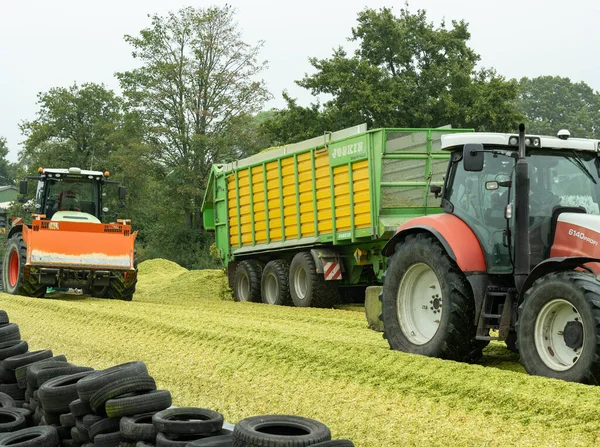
[0,0,598,162]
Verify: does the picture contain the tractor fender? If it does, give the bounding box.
[382,214,486,274]
[520,256,600,298]
[7,225,24,241]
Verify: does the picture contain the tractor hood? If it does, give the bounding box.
[51,211,101,223]
[551,213,600,259]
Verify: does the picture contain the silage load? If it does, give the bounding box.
[136,259,231,304]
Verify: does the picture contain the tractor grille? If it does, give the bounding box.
[104,225,123,233]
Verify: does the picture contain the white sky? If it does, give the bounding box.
[0,0,598,162]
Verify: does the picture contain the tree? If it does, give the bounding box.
[262,6,522,145]
[0,138,17,186]
[117,5,271,230]
[517,76,600,138]
[19,83,126,172]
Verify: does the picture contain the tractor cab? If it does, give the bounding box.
[441,133,600,274]
[20,167,126,224]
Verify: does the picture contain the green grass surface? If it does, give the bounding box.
[2,259,600,446]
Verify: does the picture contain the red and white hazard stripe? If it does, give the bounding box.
[323,261,342,281]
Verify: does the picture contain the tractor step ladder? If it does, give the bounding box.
[475,287,516,341]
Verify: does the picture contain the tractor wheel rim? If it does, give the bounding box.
[265,273,278,304]
[397,263,442,345]
[534,298,584,371]
[239,272,250,301]
[294,267,308,300]
[8,250,19,288]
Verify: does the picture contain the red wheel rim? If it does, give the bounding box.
[8,250,19,287]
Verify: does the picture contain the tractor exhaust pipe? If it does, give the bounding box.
[514,123,529,293]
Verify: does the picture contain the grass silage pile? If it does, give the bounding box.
[1,259,600,446]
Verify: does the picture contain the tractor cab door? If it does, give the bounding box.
[444,151,514,274]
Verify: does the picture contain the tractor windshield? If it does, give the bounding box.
[39,177,100,219]
[446,149,600,273]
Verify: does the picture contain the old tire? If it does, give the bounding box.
[233,415,330,447]
[0,426,60,447]
[289,252,339,308]
[120,413,157,442]
[233,260,263,302]
[187,435,233,447]
[0,408,26,432]
[0,340,28,360]
[261,260,292,306]
[76,361,148,403]
[38,371,93,414]
[105,390,172,418]
[380,233,476,361]
[152,408,223,435]
[90,375,156,414]
[517,271,600,383]
[2,234,46,298]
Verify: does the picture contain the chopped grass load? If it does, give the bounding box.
[1,258,599,446]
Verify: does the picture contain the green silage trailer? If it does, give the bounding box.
[202,124,472,307]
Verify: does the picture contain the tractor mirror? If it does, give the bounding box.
[118,186,127,200]
[463,143,484,172]
[429,184,442,198]
[19,180,28,195]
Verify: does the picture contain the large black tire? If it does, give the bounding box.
[0,340,28,360]
[261,260,292,305]
[38,371,93,414]
[2,234,46,298]
[89,375,156,413]
[380,233,477,361]
[517,271,600,383]
[35,365,93,389]
[76,361,148,403]
[187,435,234,447]
[120,413,157,442]
[0,426,60,447]
[105,390,172,418]
[233,260,263,302]
[289,252,339,308]
[0,408,26,432]
[106,271,137,301]
[4,351,53,371]
[89,418,121,441]
[232,415,331,447]
[15,355,67,389]
[152,408,223,435]
[0,324,21,344]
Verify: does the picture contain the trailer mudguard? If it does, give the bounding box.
[382,214,486,273]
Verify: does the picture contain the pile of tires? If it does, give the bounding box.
[0,309,353,447]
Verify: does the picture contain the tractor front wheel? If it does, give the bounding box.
[2,234,45,298]
[517,271,600,383]
[380,233,476,361]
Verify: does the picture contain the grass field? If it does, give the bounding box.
[1,259,600,446]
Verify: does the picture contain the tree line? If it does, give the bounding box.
[1,5,599,268]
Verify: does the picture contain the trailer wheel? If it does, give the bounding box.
[2,234,46,298]
[380,233,476,361]
[517,271,600,383]
[289,252,339,308]
[233,260,263,302]
[261,260,292,305]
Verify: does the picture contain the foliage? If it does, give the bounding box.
[261,7,523,144]
[117,5,271,231]
[0,137,17,186]
[19,83,126,172]
[517,76,600,138]
[4,277,600,446]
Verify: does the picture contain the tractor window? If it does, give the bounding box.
[43,178,100,219]
[446,152,514,273]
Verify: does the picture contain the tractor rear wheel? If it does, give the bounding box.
[261,260,292,305]
[289,252,339,308]
[233,260,263,302]
[2,234,46,298]
[517,271,600,383]
[380,233,476,361]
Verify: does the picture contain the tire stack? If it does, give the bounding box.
[74,361,172,447]
[0,308,355,447]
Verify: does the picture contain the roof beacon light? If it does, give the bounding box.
[557,129,571,140]
[68,167,82,174]
[38,167,44,173]
[104,171,110,177]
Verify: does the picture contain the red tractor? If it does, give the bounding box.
[381,124,600,383]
